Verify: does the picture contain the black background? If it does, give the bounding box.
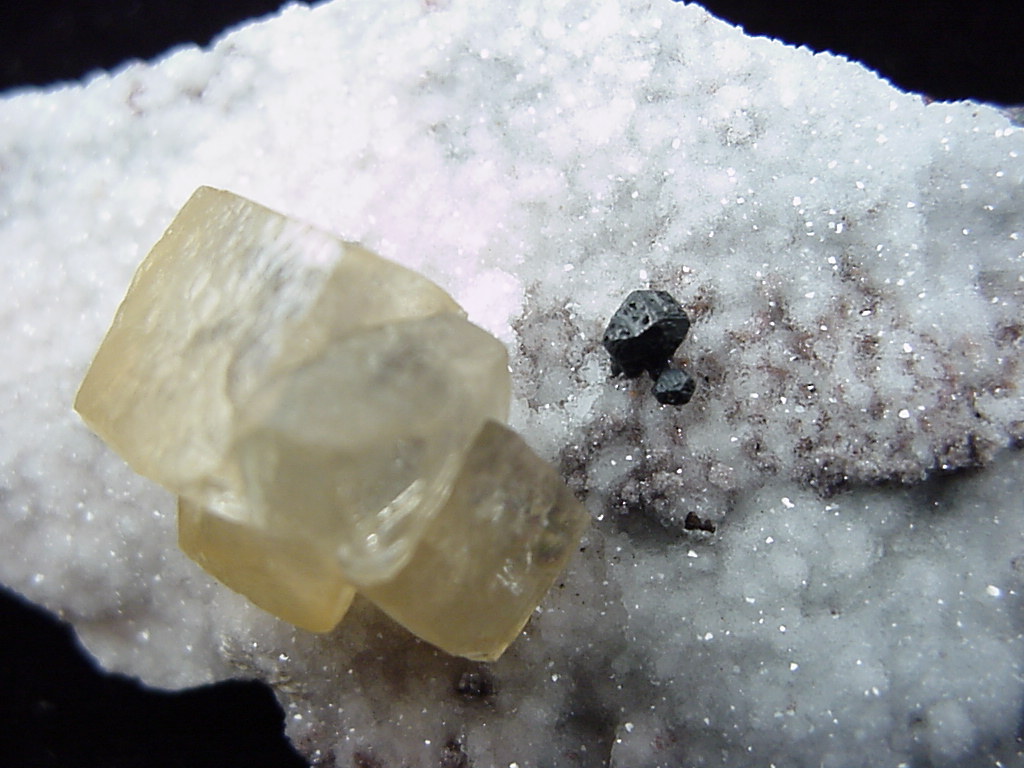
[1,1,1022,767]
[2,0,1023,103]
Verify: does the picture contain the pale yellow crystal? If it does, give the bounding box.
[75,186,467,496]
[232,313,511,585]
[178,497,356,633]
[76,186,588,659]
[362,420,590,661]
[76,186,509,588]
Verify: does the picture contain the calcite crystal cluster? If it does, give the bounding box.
[74,187,588,661]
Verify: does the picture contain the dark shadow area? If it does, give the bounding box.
[689,0,1024,105]
[0,1,1022,103]
[0,0,306,90]
[0,585,309,768]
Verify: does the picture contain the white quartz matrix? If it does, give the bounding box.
[2,0,1024,766]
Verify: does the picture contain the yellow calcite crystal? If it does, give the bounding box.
[363,420,589,661]
[75,186,588,660]
[178,497,357,633]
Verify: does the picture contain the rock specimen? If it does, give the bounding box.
[4,0,1024,764]
[74,186,587,660]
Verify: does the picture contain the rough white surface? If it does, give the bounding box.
[2,0,1024,765]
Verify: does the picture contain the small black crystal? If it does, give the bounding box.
[652,367,696,405]
[603,290,691,378]
[684,511,716,533]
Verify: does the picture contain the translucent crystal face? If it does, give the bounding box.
[362,420,590,661]
[178,496,356,633]
[232,314,512,585]
[75,186,587,658]
[75,187,465,490]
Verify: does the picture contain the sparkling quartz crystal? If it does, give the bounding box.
[75,186,587,658]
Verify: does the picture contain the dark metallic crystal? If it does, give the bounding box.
[603,290,690,378]
[652,367,696,405]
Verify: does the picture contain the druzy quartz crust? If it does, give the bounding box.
[74,186,588,661]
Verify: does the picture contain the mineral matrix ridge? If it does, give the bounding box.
[1,0,1023,765]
